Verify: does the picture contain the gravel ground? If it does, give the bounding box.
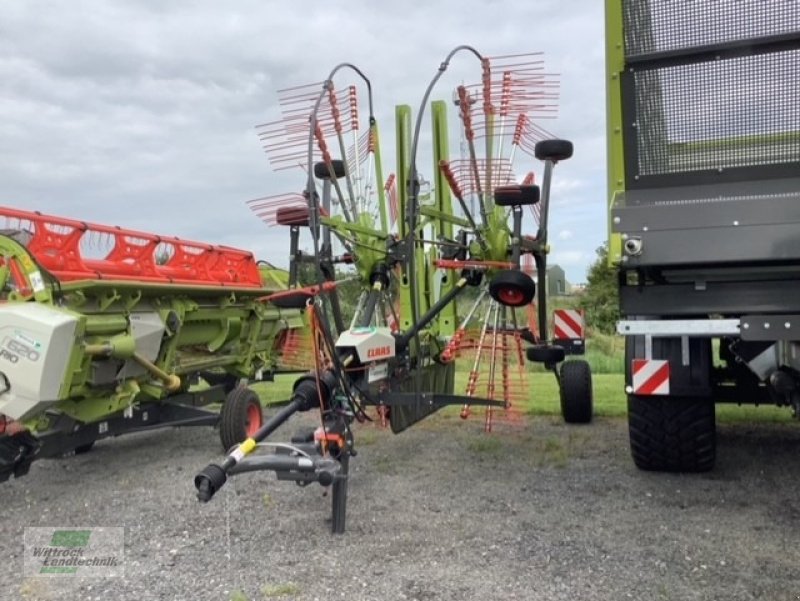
[1,412,799,601]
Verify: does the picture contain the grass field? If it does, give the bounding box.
[253,367,794,425]
[247,288,794,424]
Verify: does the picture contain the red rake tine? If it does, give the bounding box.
[347,130,374,206]
[443,290,486,362]
[463,299,495,419]
[455,85,489,227]
[346,86,365,205]
[247,193,306,226]
[313,124,356,222]
[326,85,359,210]
[384,174,398,228]
[276,80,324,95]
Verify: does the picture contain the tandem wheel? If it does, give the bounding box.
[219,386,264,450]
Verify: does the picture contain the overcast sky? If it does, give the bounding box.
[0,0,607,284]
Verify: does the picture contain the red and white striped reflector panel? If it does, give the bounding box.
[631,359,670,395]
[553,309,584,341]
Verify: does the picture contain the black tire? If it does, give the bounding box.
[559,360,593,423]
[526,344,565,365]
[314,159,346,180]
[628,394,715,472]
[493,184,540,207]
[534,139,573,162]
[269,292,314,309]
[219,386,263,451]
[488,269,535,307]
[275,206,310,227]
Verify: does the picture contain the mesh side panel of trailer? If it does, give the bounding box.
[620,0,800,185]
[623,0,800,56]
[634,48,800,177]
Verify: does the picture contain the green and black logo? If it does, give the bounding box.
[32,530,119,574]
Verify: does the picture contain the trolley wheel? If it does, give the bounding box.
[219,386,263,450]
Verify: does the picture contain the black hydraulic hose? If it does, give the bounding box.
[534,158,555,340]
[327,286,347,335]
[304,63,375,335]
[534,252,548,344]
[511,206,522,268]
[395,277,468,352]
[358,285,382,328]
[535,159,553,246]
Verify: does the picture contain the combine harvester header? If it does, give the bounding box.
[0,207,264,289]
[0,206,304,482]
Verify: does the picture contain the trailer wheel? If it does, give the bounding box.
[628,394,715,472]
[559,360,593,423]
[220,386,263,451]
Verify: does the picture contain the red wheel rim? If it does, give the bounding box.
[498,287,524,306]
[245,402,263,437]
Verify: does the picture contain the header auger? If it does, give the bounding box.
[195,46,594,533]
[0,207,305,482]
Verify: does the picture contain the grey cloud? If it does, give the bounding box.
[0,0,606,283]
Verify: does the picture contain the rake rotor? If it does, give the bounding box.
[196,46,584,533]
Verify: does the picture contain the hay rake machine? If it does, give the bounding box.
[0,208,306,482]
[195,46,593,532]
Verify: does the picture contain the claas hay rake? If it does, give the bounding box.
[195,46,594,533]
[0,207,305,482]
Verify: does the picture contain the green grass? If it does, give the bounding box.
[464,431,572,467]
[262,583,300,597]
[254,370,793,425]
[251,377,294,403]
[226,585,304,601]
[252,326,794,426]
[584,331,625,373]
[466,435,504,455]
[523,350,623,374]
[716,404,792,423]
[582,348,625,374]
[536,436,569,468]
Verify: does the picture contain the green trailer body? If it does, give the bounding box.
[0,207,304,481]
[606,1,800,471]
